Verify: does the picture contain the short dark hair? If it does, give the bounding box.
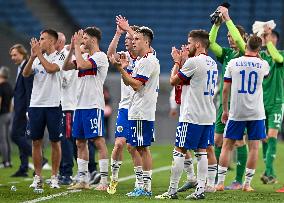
[271,30,280,41]
[9,44,29,60]
[236,25,248,42]
[84,26,102,42]
[136,26,154,45]
[247,35,262,51]
[41,29,58,41]
[188,29,210,49]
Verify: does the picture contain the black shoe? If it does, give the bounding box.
[89,171,101,185]
[11,169,28,177]
[186,192,205,200]
[260,173,269,184]
[59,176,73,185]
[177,180,197,192]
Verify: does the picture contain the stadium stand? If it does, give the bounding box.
[0,0,42,38]
[58,0,283,72]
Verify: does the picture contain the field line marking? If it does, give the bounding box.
[22,165,171,203]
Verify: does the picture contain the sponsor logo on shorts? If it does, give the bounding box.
[117,126,123,133]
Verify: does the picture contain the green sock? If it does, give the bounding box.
[235,145,247,183]
[215,146,222,163]
[266,137,277,177]
[262,141,268,163]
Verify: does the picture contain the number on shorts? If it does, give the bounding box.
[90,118,98,129]
[131,127,136,138]
[274,114,282,124]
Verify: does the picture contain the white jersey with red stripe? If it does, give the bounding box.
[118,51,137,109]
[224,55,269,121]
[74,51,109,110]
[177,54,218,125]
[128,52,160,121]
[30,51,65,107]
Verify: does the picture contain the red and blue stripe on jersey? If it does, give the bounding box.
[78,58,97,77]
[134,74,149,84]
[224,77,232,83]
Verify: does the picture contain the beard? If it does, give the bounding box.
[188,47,197,57]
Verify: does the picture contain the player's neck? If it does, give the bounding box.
[88,46,100,55]
[195,49,207,56]
[138,47,151,57]
[244,50,258,57]
[45,46,56,55]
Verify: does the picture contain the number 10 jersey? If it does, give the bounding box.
[224,55,270,121]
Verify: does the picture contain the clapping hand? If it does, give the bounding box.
[116,15,130,32]
[30,38,40,58]
[73,30,84,46]
[109,53,129,71]
[171,47,182,65]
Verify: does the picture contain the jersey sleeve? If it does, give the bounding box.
[89,53,109,72]
[177,58,197,82]
[263,60,270,77]
[224,61,232,83]
[133,58,153,84]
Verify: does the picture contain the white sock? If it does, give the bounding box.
[195,152,208,194]
[217,165,228,185]
[168,149,185,195]
[184,158,196,181]
[143,170,152,192]
[111,159,122,181]
[99,159,109,184]
[244,168,255,186]
[77,158,89,183]
[134,166,143,188]
[207,164,217,187]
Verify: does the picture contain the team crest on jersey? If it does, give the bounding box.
[117,126,123,133]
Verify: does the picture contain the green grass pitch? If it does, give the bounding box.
[0,144,284,202]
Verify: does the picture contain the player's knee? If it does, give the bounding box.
[93,137,106,149]
[115,140,125,151]
[214,135,223,147]
[32,139,42,148]
[50,141,60,148]
[76,139,87,150]
[206,146,215,156]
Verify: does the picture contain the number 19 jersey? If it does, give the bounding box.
[177,54,218,125]
[224,55,270,121]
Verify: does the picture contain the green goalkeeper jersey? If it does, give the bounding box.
[217,48,242,101]
[261,50,284,107]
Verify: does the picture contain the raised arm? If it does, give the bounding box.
[73,30,93,70]
[170,47,182,86]
[107,25,124,58]
[23,38,37,77]
[116,15,136,38]
[62,36,76,70]
[220,6,246,53]
[37,52,60,73]
[209,24,223,58]
[267,42,284,63]
[264,29,284,63]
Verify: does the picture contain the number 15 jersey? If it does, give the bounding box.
[177,54,218,125]
[224,55,270,121]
